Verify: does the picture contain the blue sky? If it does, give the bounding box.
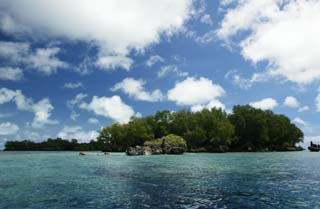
[0,0,320,148]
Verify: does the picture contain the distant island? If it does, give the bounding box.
[4,105,304,153]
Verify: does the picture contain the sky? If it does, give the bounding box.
[0,0,320,149]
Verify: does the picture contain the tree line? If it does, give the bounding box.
[4,105,304,152]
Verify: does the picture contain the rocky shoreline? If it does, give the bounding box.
[125,145,304,156]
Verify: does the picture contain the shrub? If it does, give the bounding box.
[144,134,187,148]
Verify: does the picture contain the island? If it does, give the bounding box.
[3,105,304,154]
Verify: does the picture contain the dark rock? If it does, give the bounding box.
[126,146,145,155]
[189,147,208,152]
[164,147,186,154]
[151,146,163,155]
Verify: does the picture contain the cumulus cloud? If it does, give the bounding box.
[316,89,320,112]
[200,14,213,25]
[0,122,19,135]
[224,69,270,89]
[191,99,226,112]
[0,41,67,75]
[0,0,196,69]
[0,87,57,128]
[96,56,133,71]
[158,65,188,78]
[283,96,300,108]
[145,55,164,67]
[217,0,320,84]
[80,95,135,124]
[88,118,99,124]
[66,93,88,121]
[111,78,163,102]
[32,98,58,128]
[293,117,308,126]
[57,126,98,143]
[249,98,278,110]
[70,110,80,121]
[0,67,23,81]
[64,82,84,89]
[298,106,310,112]
[168,77,226,111]
[195,30,216,44]
[67,93,88,108]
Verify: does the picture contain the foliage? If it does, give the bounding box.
[4,106,304,152]
[144,134,187,148]
[4,138,103,151]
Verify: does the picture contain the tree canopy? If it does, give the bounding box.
[4,105,304,152]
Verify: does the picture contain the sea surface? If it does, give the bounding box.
[0,151,320,209]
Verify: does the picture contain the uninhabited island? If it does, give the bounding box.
[3,105,304,155]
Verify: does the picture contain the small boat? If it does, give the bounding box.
[308,141,320,152]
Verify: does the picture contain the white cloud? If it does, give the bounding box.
[249,98,278,110]
[195,30,215,44]
[0,13,29,34]
[57,126,98,143]
[88,118,99,124]
[70,110,80,121]
[1,0,195,67]
[32,98,58,128]
[224,69,269,89]
[0,41,67,75]
[168,77,225,106]
[0,87,57,128]
[146,55,164,67]
[191,99,226,112]
[158,65,188,78]
[67,93,88,108]
[0,41,29,61]
[0,122,19,135]
[0,67,23,81]
[298,106,309,112]
[293,117,308,126]
[64,82,84,89]
[27,47,68,75]
[283,96,299,108]
[80,95,135,124]
[217,0,320,84]
[200,14,213,25]
[111,78,163,102]
[96,55,133,71]
[316,89,320,112]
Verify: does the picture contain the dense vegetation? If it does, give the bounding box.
[144,134,187,148]
[98,105,303,152]
[4,138,102,151]
[4,105,304,152]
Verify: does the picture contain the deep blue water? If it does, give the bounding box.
[1,151,320,209]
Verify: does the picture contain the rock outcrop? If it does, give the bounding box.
[126,134,187,156]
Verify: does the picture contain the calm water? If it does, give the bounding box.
[1,151,320,209]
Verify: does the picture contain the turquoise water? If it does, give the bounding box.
[1,152,320,209]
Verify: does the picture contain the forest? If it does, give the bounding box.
[4,105,304,152]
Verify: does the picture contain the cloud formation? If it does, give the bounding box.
[249,98,278,110]
[168,77,225,111]
[218,0,320,84]
[111,78,163,102]
[0,0,195,70]
[283,96,300,108]
[80,95,135,124]
[0,41,67,75]
[0,87,57,128]
[0,67,23,81]
[0,122,19,135]
[64,82,84,89]
[57,126,98,143]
